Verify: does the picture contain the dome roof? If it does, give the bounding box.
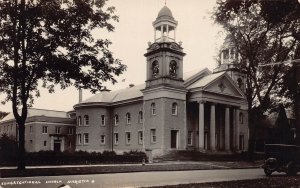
[157,6,174,19]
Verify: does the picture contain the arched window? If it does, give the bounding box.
[126,113,131,124]
[172,102,178,115]
[138,111,143,123]
[83,115,89,126]
[239,112,244,124]
[152,61,159,76]
[169,60,177,77]
[114,114,119,126]
[237,78,243,89]
[151,103,156,115]
[77,116,82,126]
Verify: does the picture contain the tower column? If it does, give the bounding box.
[198,101,205,150]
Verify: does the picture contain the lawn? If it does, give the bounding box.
[150,175,300,188]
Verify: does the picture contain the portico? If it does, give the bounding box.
[185,71,248,152]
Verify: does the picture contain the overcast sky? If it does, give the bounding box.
[0,0,225,113]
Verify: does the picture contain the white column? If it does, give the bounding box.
[233,108,236,150]
[166,25,169,39]
[236,108,240,150]
[50,137,54,151]
[61,137,65,152]
[210,103,216,151]
[199,101,205,150]
[161,25,163,40]
[225,106,230,151]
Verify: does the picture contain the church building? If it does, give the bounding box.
[73,5,249,156]
[0,5,249,156]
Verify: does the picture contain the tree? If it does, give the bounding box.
[0,0,126,170]
[213,0,300,158]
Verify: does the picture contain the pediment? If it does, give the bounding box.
[203,73,245,98]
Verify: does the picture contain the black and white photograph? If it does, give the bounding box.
[0,0,300,187]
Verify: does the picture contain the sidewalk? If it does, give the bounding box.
[0,160,263,178]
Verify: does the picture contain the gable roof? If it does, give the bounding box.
[77,68,245,106]
[0,108,68,123]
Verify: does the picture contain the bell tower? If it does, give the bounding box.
[144,5,185,89]
[142,6,187,155]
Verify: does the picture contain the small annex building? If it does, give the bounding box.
[0,108,76,152]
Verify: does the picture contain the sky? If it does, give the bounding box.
[0,0,225,113]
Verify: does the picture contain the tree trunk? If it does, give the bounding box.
[17,121,26,170]
[295,63,300,145]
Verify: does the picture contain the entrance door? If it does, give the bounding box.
[54,141,61,152]
[171,130,178,149]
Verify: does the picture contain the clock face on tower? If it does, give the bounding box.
[152,61,159,77]
[169,60,177,77]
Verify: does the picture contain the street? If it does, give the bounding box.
[0,168,274,188]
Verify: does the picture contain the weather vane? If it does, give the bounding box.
[165,0,167,6]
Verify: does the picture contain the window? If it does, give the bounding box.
[126,113,131,124]
[83,133,89,145]
[30,140,33,144]
[239,112,244,124]
[125,132,131,145]
[55,127,61,134]
[138,131,143,145]
[68,127,74,135]
[114,133,119,145]
[44,141,47,147]
[188,131,193,146]
[42,126,48,134]
[84,115,89,126]
[77,134,82,144]
[30,126,33,133]
[114,114,119,126]
[172,102,178,115]
[138,111,143,123]
[77,116,82,126]
[100,135,106,145]
[151,103,156,115]
[150,129,157,143]
[101,115,105,126]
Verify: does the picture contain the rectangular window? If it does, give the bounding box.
[78,134,82,144]
[30,126,33,133]
[188,131,193,146]
[68,127,74,135]
[100,135,106,145]
[77,116,82,126]
[125,132,131,145]
[138,131,143,145]
[114,115,119,126]
[239,135,245,151]
[42,126,48,134]
[150,129,156,143]
[83,133,89,145]
[138,111,143,123]
[114,133,119,145]
[101,115,105,126]
[44,141,47,147]
[55,127,61,134]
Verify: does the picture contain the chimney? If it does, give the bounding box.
[79,89,82,103]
